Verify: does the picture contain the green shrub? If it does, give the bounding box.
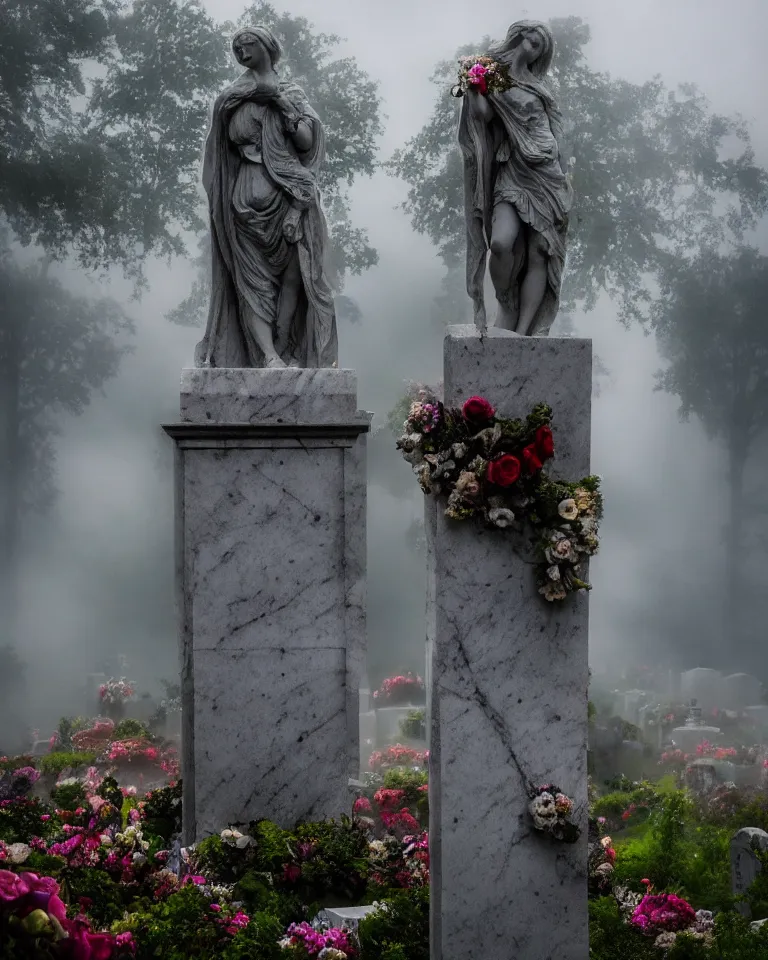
[219,910,286,960]
[113,718,151,740]
[142,781,182,843]
[50,781,87,812]
[63,867,127,925]
[588,897,657,960]
[358,888,429,960]
[38,751,97,777]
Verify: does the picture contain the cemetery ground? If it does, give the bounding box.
[3,675,768,958]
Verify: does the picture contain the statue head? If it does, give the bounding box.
[490,20,555,77]
[232,26,282,70]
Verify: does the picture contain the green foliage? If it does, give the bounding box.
[358,888,430,960]
[291,817,370,901]
[23,852,66,875]
[381,769,429,816]
[49,781,87,812]
[388,17,768,326]
[231,873,304,926]
[61,867,127,926]
[219,911,286,960]
[141,781,182,843]
[589,897,657,960]
[0,796,51,843]
[115,884,228,959]
[38,751,97,777]
[113,719,151,740]
[398,710,426,741]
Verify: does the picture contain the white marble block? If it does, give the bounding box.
[428,327,590,960]
[164,368,370,842]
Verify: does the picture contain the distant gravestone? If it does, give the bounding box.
[680,668,722,709]
[314,905,377,932]
[744,705,768,726]
[731,827,768,917]
[721,674,763,711]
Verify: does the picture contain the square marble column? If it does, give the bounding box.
[164,368,370,843]
[428,327,591,960]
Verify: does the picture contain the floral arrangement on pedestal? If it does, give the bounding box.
[99,679,134,706]
[528,784,580,842]
[372,674,425,706]
[397,394,602,601]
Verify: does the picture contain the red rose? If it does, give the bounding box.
[486,454,521,487]
[535,424,554,460]
[522,444,543,474]
[462,396,495,421]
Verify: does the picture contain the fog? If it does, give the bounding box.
[5,0,768,739]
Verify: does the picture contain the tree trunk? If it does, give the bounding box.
[725,434,748,667]
[0,306,21,647]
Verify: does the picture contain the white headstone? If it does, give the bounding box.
[731,827,768,917]
[680,668,722,709]
[721,674,763,711]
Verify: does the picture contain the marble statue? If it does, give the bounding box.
[195,26,338,369]
[458,20,573,336]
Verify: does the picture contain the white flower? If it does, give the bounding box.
[545,531,578,564]
[452,442,468,459]
[529,792,558,830]
[546,564,561,581]
[488,506,515,528]
[539,580,567,602]
[558,498,578,521]
[6,843,31,864]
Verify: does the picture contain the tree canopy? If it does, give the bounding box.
[388,17,768,325]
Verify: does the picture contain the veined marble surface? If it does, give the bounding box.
[429,328,591,960]
[180,367,359,423]
[171,368,368,841]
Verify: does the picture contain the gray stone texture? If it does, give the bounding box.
[428,327,590,960]
[731,827,768,916]
[165,368,369,842]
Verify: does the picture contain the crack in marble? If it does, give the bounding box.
[443,607,533,793]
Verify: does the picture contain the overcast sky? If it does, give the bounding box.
[17,0,768,725]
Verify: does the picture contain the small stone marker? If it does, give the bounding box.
[314,905,377,931]
[731,827,768,917]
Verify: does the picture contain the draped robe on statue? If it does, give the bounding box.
[195,74,337,368]
[459,73,573,335]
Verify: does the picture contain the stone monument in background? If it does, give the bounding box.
[164,26,369,843]
[429,21,588,959]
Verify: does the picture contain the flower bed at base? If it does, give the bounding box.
[4,732,768,958]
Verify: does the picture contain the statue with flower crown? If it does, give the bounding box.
[453,20,573,336]
[195,26,337,369]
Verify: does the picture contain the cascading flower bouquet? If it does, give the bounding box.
[397,394,602,601]
[451,55,513,98]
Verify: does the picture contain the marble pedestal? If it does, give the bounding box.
[164,368,370,843]
[428,328,591,960]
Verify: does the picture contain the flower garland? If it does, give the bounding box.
[528,784,580,842]
[397,395,602,601]
[450,55,513,97]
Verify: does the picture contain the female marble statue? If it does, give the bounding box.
[458,20,572,336]
[195,26,337,369]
